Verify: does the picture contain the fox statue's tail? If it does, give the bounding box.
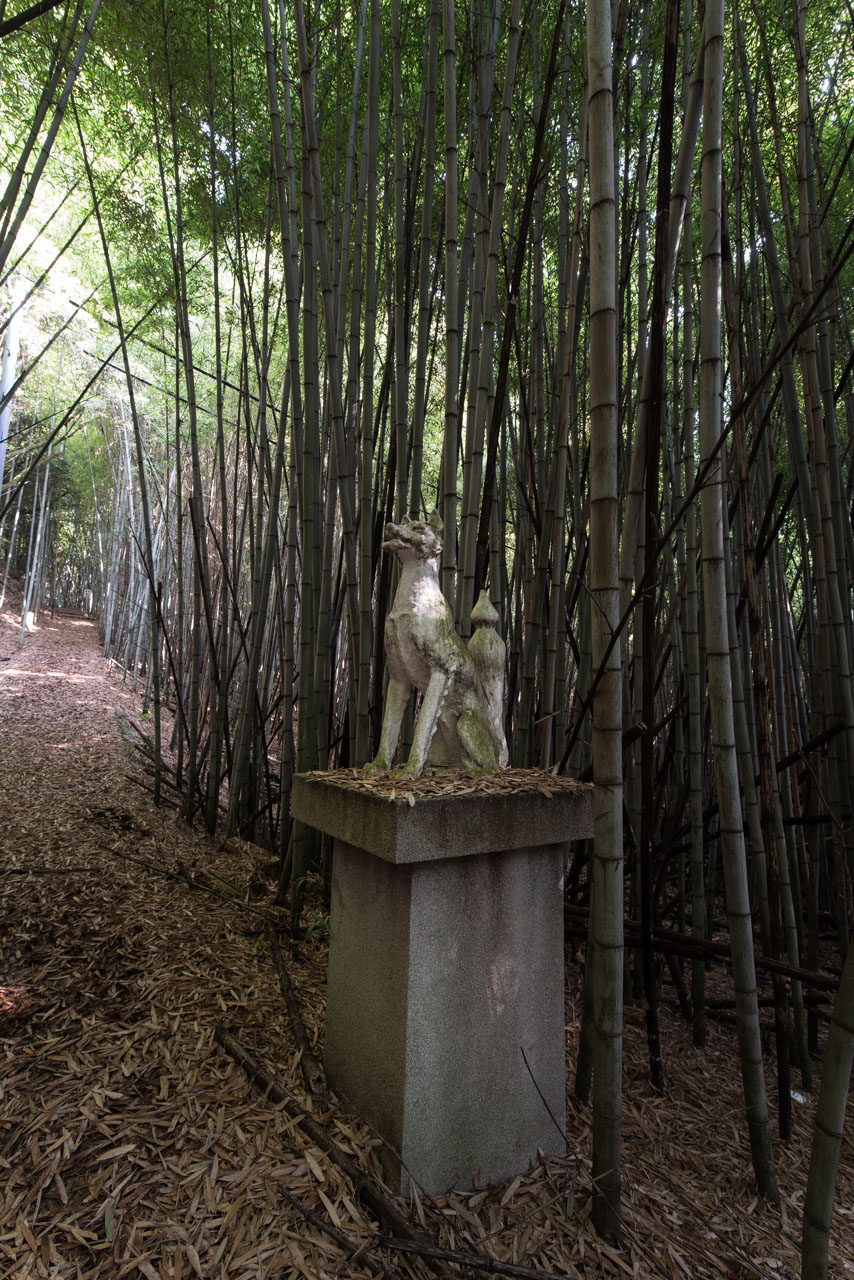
[468,590,509,767]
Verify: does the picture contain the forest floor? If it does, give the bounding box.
[1,599,852,1280]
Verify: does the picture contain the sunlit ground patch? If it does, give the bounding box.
[0,668,101,682]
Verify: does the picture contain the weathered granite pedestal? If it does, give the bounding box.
[291,770,593,1195]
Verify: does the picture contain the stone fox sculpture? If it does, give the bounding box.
[364,512,509,779]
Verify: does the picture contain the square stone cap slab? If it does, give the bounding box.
[291,768,593,864]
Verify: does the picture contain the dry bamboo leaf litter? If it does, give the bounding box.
[1,606,852,1280]
[302,766,589,802]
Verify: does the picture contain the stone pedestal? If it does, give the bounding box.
[291,770,593,1196]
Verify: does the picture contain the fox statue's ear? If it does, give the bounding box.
[401,513,414,527]
[428,510,443,535]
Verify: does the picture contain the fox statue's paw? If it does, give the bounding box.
[389,762,421,782]
[362,757,389,777]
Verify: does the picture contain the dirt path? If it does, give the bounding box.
[0,610,385,1279]
[1,608,852,1279]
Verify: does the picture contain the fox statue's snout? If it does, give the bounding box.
[381,513,443,559]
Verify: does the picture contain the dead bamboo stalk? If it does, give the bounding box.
[268,926,326,1096]
[212,1025,421,1246]
[377,1235,574,1280]
[278,1185,398,1278]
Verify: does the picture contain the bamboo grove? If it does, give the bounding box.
[1,0,853,1267]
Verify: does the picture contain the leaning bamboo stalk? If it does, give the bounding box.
[390,0,409,523]
[726,223,813,1124]
[587,0,623,1237]
[616,20,705,615]
[19,438,53,645]
[228,0,300,838]
[698,0,778,1203]
[0,288,172,529]
[355,0,381,764]
[409,0,440,523]
[78,115,162,808]
[792,0,854,880]
[0,277,26,508]
[456,0,522,635]
[455,1,494,631]
[213,1025,423,1245]
[637,0,681,1090]
[291,0,360,689]
[735,15,817,558]
[538,84,587,770]
[204,7,231,836]
[440,0,460,605]
[802,909,854,1280]
[0,3,84,248]
[0,0,103,276]
[0,380,38,609]
[102,460,128,657]
[473,0,567,594]
[678,0,706,1049]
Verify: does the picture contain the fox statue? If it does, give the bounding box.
[363,512,508,780]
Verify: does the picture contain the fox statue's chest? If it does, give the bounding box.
[384,611,434,688]
[385,579,462,687]
[387,574,447,620]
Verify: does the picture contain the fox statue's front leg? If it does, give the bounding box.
[363,677,410,776]
[391,668,450,780]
